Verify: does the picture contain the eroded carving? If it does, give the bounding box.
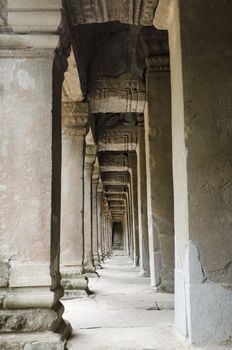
[67,0,158,26]
[88,75,146,113]
[98,127,138,152]
[62,101,89,136]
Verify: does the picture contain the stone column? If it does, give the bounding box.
[101,211,106,259]
[84,145,97,273]
[155,0,232,345]
[136,116,150,276]
[0,3,71,348]
[60,101,89,292]
[104,211,111,257]
[92,166,101,267]
[128,153,140,266]
[108,214,113,255]
[127,185,134,259]
[144,57,174,292]
[97,181,104,261]
[125,191,132,256]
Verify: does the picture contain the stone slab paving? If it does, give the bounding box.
[64,252,230,350]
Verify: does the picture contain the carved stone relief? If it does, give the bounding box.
[66,0,158,26]
[98,127,138,152]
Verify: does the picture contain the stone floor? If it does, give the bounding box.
[64,252,230,350]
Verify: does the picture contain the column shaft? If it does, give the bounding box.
[155,0,232,345]
[84,145,97,273]
[0,47,71,346]
[60,102,88,292]
[137,118,150,276]
[128,153,140,266]
[92,176,101,267]
[145,58,174,292]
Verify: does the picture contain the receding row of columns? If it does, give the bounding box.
[60,103,114,293]
[1,1,232,348]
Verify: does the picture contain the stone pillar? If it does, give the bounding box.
[108,214,113,255]
[144,57,174,292]
[104,211,111,257]
[127,184,134,259]
[128,153,140,266]
[0,3,71,348]
[97,182,104,260]
[126,191,132,257]
[92,166,101,267]
[101,211,106,259]
[60,101,89,292]
[136,116,150,276]
[124,196,130,256]
[155,0,232,345]
[84,145,97,273]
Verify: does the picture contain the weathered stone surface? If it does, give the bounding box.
[0,260,9,287]
[155,0,232,345]
[0,332,66,350]
[98,126,138,152]
[0,309,57,333]
[67,0,158,26]
[60,101,89,285]
[83,145,97,273]
[136,116,150,276]
[144,61,174,291]
[88,75,146,113]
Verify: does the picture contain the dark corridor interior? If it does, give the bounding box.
[112,222,124,250]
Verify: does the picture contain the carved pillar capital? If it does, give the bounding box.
[62,101,89,136]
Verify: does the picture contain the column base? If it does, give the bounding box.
[61,276,89,298]
[0,331,69,350]
[139,269,150,277]
[93,254,102,269]
[0,262,72,342]
[84,260,96,273]
[159,279,174,293]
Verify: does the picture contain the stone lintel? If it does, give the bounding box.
[88,74,145,114]
[98,127,138,152]
[67,0,157,26]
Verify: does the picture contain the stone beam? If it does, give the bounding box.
[101,172,130,186]
[88,75,146,113]
[65,0,158,26]
[99,152,129,173]
[98,127,138,152]
[104,185,128,194]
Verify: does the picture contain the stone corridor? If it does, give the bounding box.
[64,253,228,350]
[1,1,232,349]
